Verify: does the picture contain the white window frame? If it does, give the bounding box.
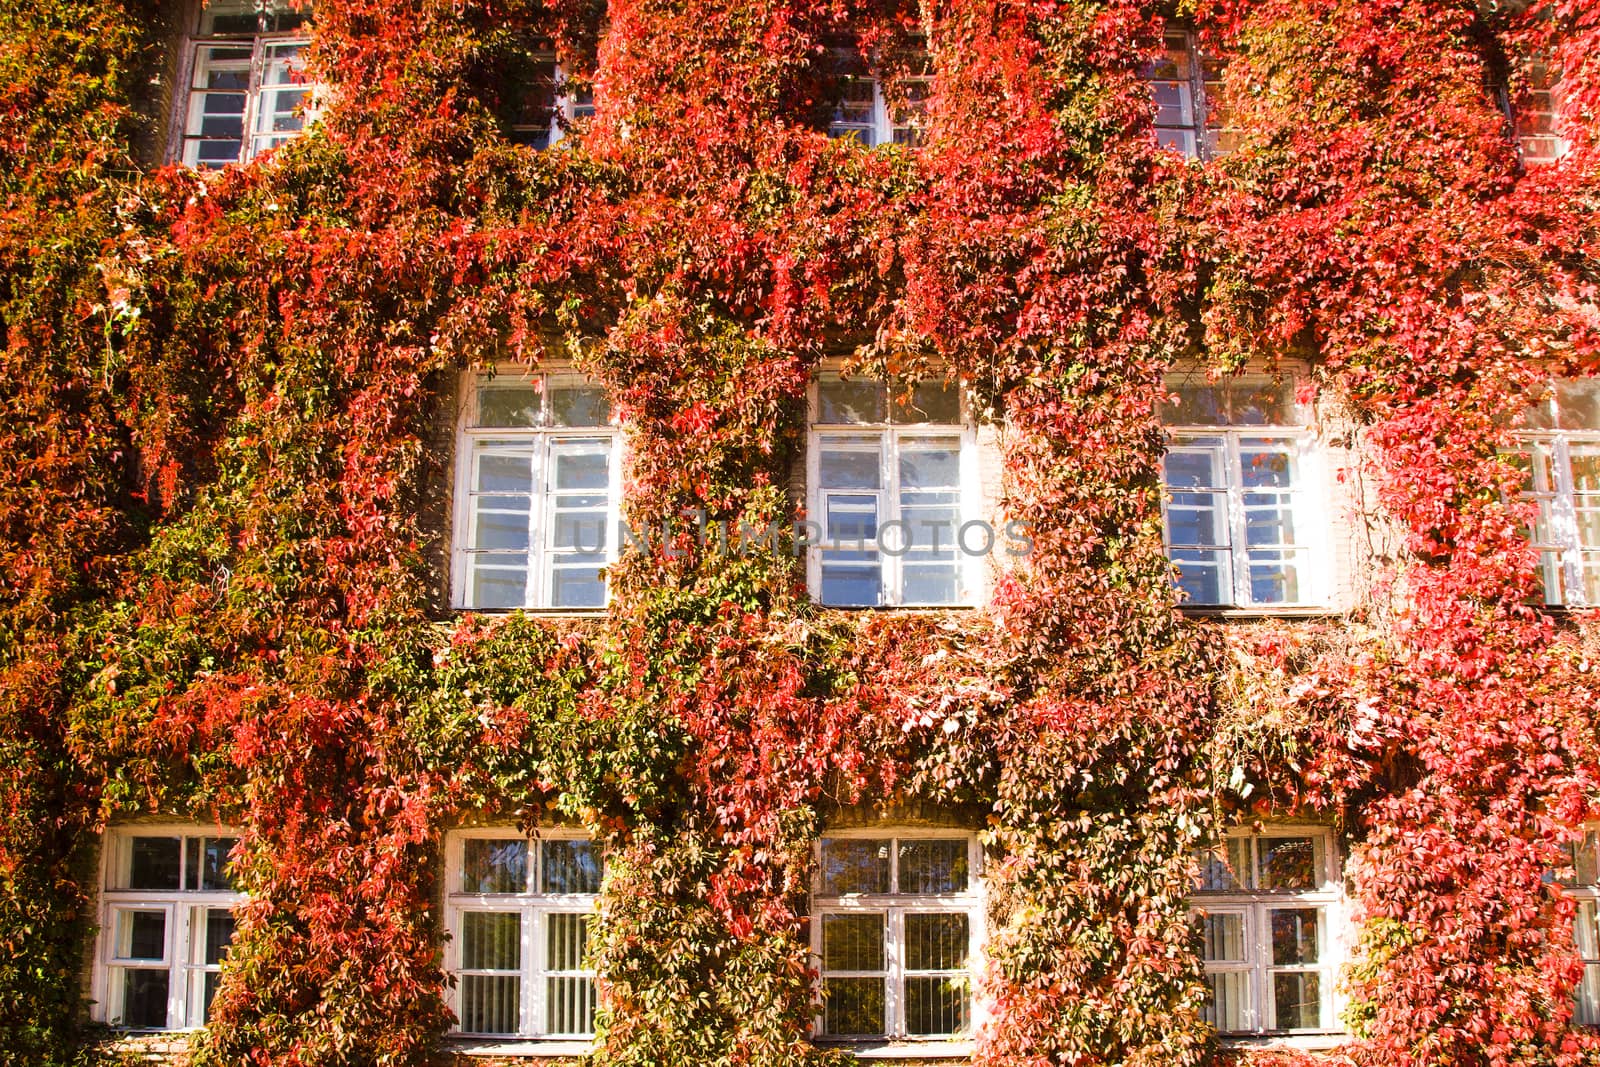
[172,0,319,168]
[506,44,595,149]
[443,828,603,1041]
[806,376,981,608]
[1559,826,1600,1026]
[1190,826,1346,1037]
[1515,384,1599,607]
[1145,29,1226,161]
[1512,59,1569,167]
[811,829,985,1044]
[1161,373,1327,610]
[826,47,930,148]
[450,370,624,611]
[92,824,243,1031]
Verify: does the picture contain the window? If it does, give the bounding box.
[812,832,982,1042]
[1190,829,1344,1035]
[1144,30,1229,160]
[444,831,603,1039]
[178,0,316,168]
[1161,373,1322,609]
[1558,827,1600,1025]
[452,372,622,610]
[1513,380,1600,607]
[94,827,241,1030]
[1515,61,1567,167]
[827,44,930,148]
[808,377,977,608]
[502,40,595,149]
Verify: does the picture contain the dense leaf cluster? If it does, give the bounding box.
[2,0,1599,1065]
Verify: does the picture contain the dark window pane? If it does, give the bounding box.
[822,976,885,1036]
[127,838,181,890]
[904,913,968,970]
[821,913,885,971]
[1258,837,1318,890]
[462,839,528,894]
[118,969,170,1029]
[820,839,890,894]
[904,975,969,1036]
[897,840,968,893]
[186,836,237,891]
[1272,971,1322,1030]
[542,839,602,894]
[202,908,237,965]
[1270,908,1320,966]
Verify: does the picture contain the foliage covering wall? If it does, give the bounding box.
[2,0,1600,1064]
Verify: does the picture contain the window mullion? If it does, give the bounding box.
[884,432,898,606]
[526,904,542,1038]
[1554,437,1585,605]
[886,906,903,1039]
[1227,434,1250,607]
[532,433,550,609]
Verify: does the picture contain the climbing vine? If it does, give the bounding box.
[1,0,1598,1065]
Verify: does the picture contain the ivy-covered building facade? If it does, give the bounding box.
[3,0,1599,1065]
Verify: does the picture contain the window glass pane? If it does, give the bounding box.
[548,385,609,427]
[198,907,236,966]
[473,501,533,551]
[505,51,558,147]
[552,446,610,490]
[1557,381,1600,431]
[200,972,224,1023]
[547,974,596,1036]
[1272,971,1322,1030]
[254,44,310,143]
[476,451,534,493]
[477,385,543,427]
[1240,440,1296,491]
[542,839,602,894]
[823,976,885,1035]
[546,913,590,970]
[1258,837,1319,891]
[462,911,522,970]
[126,837,182,891]
[1193,840,1249,891]
[468,558,529,609]
[820,564,882,607]
[824,494,879,545]
[1575,899,1600,957]
[820,448,882,489]
[116,969,171,1029]
[1172,548,1229,606]
[186,836,237,891]
[114,910,167,962]
[1164,442,1226,491]
[898,446,959,490]
[1232,379,1300,426]
[1269,908,1320,966]
[1247,550,1302,605]
[1206,971,1251,1033]
[199,0,312,35]
[819,380,886,424]
[1198,912,1246,963]
[905,913,968,969]
[820,839,891,895]
[901,565,958,605]
[460,974,521,1035]
[550,567,606,608]
[461,839,528,894]
[822,913,886,971]
[1579,963,1600,1027]
[1164,382,1225,425]
[1573,831,1600,887]
[890,382,959,424]
[897,840,968,894]
[904,975,969,1036]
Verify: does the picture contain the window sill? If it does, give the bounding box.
[1179,605,1340,621]
[814,1040,974,1060]
[1220,1033,1349,1052]
[450,608,608,618]
[444,1038,594,1058]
